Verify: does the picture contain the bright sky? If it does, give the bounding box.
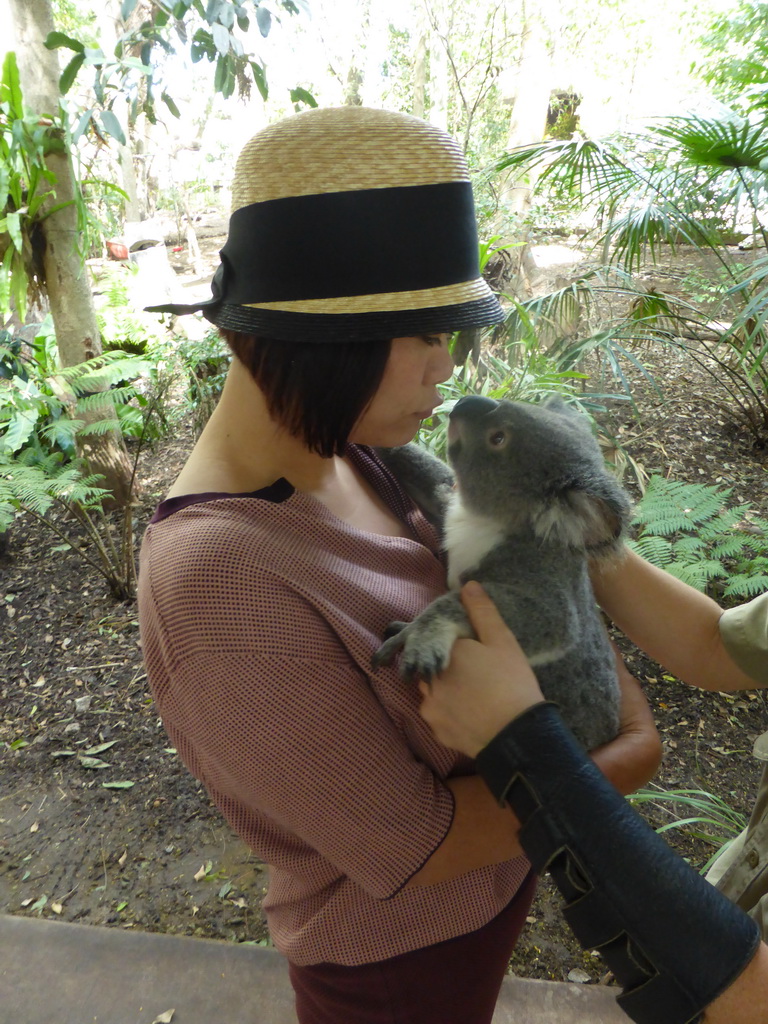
[0,0,745,192]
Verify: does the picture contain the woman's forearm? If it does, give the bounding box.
[592,548,759,691]
[407,774,524,886]
[590,660,663,794]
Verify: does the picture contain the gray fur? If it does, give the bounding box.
[374,443,454,529]
[373,394,632,751]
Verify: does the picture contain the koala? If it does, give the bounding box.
[372,394,632,751]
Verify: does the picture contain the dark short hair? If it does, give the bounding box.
[219,329,393,457]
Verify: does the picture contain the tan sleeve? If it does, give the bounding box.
[720,593,768,686]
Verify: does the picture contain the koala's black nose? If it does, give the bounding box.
[451,395,499,421]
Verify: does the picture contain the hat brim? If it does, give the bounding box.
[207,290,504,342]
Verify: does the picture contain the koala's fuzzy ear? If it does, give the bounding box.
[540,395,582,422]
[541,395,571,415]
[532,474,632,557]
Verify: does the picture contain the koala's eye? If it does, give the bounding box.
[488,429,508,448]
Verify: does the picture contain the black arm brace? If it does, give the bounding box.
[475,702,760,1024]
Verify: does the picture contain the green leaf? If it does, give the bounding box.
[35,200,77,223]
[59,52,86,94]
[84,740,118,755]
[211,22,230,55]
[2,407,39,454]
[72,109,94,144]
[78,756,111,769]
[161,92,181,118]
[44,32,85,53]
[5,211,22,253]
[289,87,317,109]
[1,52,23,118]
[122,57,154,74]
[214,54,227,92]
[102,780,135,790]
[217,3,235,28]
[98,110,126,146]
[190,28,215,63]
[249,60,268,101]
[255,5,272,36]
[121,0,139,18]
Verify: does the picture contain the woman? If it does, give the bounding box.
[139,106,661,1023]
[419,580,768,1024]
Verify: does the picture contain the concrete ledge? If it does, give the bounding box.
[1,913,627,1023]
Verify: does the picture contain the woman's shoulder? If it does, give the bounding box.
[149,479,294,526]
[141,485,304,584]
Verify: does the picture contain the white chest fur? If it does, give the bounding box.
[443,493,506,590]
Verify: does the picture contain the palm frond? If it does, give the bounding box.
[493,136,640,210]
[653,112,768,173]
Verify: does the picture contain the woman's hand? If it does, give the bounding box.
[589,647,663,795]
[418,581,545,757]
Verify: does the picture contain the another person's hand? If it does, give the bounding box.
[418,581,544,757]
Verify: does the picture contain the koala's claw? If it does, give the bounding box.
[372,618,457,682]
[371,634,400,669]
[383,620,408,641]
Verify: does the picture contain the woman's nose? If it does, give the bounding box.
[430,338,455,382]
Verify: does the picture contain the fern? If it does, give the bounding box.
[633,534,675,566]
[635,477,729,535]
[724,573,768,597]
[0,449,136,600]
[630,476,768,600]
[711,535,753,559]
[57,350,151,393]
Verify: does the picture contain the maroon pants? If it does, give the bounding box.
[288,871,536,1024]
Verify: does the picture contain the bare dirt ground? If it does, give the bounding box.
[1,238,767,989]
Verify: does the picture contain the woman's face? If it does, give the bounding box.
[350,334,454,448]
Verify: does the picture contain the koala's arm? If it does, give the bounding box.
[375,444,455,528]
[372,579,579,685]
[372,591,472,682]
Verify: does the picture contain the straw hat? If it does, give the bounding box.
[149,106,504,342]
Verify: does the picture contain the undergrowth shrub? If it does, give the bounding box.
[0,449,136,600]
[629,476,768,599]
[628,785,747,874]
[175,329,231,435]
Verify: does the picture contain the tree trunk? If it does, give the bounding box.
[412,33,428,119]
[96,0,151,223]
[9,0,136,506]
[429,27,450,132]
[498,8,552,300]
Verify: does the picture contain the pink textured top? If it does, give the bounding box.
[137,445,529,965]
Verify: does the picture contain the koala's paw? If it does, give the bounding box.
[372,618,462,683]
[371,624,408,669]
